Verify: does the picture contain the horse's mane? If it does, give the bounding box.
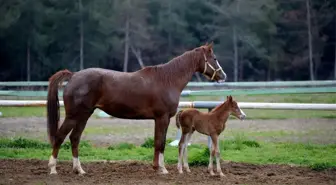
[141,47,202,84]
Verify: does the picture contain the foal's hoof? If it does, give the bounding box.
[219,172,226,178]
[49,171,57,175]
[159,167,169,175]
[73,167,86,175]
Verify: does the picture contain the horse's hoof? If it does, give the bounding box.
[49,171,57,175]
[209,171,215,176]
[219,172,226,178]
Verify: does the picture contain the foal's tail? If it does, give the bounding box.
[47,69,73,145]
[175,110,184,129]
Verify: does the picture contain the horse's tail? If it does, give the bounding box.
[47,69,73,145]
[175,110,184,129]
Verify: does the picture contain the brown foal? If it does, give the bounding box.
[175,95,246,177]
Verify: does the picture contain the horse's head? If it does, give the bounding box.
[196,42,227,83]
[226,95,246,120]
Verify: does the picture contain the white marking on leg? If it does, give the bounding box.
[159,153,168,174]
[216,139,225,177]
[208,139,215,176]
[183,133,191,173]
[73,157,86,175]
[48,155,57,175]
[177,138,186,174]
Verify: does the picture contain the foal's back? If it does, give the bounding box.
[178,109,217,135]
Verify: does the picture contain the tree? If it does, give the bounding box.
[205,0,278,81]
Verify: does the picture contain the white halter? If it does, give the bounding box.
[202,53,224,80]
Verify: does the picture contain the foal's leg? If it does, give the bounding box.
[208,134,218,176]
[48,117,76,174]
[177,133,186,174]
[215,137,225,177]
[183,132,193,173]
[153,115,170,174]
[69,114,91,175]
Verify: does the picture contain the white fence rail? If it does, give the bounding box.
[1,100,336,110]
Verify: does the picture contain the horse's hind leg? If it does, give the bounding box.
[48,118,76,174]
[69,114,91,175]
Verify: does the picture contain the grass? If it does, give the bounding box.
[0,136,335,171]
[0,106,335,119]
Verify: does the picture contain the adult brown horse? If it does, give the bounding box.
[46,42,226,175]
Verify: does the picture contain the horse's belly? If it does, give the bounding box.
[99,102,154,119]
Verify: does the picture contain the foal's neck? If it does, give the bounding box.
[156,50,202,92]
[212,102,231,123]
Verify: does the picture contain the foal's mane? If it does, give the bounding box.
[210,100,230,113]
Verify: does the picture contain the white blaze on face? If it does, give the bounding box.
[238,105,246,120]
[215,60,226,81]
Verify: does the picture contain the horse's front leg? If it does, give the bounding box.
[153,115,170,174]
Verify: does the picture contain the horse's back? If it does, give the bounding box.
[63,68,112,111]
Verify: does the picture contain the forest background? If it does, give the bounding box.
[0,0,335,82]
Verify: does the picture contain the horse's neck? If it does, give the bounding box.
[156,51,200,91]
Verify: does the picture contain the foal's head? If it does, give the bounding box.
[195,42,227,83]
[226,95,246,120]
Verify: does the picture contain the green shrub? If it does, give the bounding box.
[108,143,136,150]
[189,147,210,166]
[141,137,155,148]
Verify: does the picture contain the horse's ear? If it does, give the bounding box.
[229,95,232,102]
[208,41,213,49]
[205,42,208,46]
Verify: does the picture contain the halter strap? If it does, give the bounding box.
[202,53,223,80]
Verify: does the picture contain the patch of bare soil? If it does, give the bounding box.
[0,159,335,185]
[0,117,336,146]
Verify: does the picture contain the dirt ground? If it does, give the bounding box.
[0,117,336,184]
[0,117,336,146]
[0,159,335,185]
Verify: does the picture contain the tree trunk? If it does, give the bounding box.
[267,60,271,81]
[26,40,31,81]
[233,25,238,82]
[130,44,145,69]
[334,44,336,80]
[195,73,203,82]
[123,17,130,72]
[79,0,84,70]
[168,0,172,53]
[306,0,314,80]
